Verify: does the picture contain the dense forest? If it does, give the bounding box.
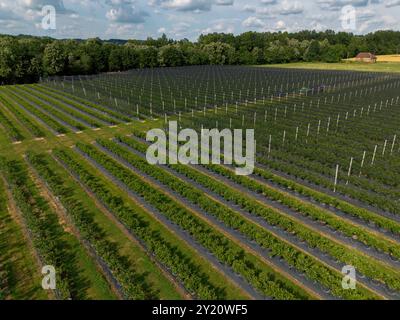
[1,30,400,84]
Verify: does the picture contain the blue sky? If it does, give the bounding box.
[0,0,399,40]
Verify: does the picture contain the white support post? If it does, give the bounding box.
[282,130,286,146]
[268,134,272,158]
[359,150,366,176]
[346,157,353,185]
[371,145,377,165]
[382,139,387,156]
[336,114,340,130]
[334,164,339,193]
[306,123,310,143]
[326,117,331,133]
[391,135,397,155]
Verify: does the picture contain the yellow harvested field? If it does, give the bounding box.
[376,55,400,62]
[345,55,400,62]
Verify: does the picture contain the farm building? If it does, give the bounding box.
[355,52,377,63]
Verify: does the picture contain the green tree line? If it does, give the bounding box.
[1,30,400,84]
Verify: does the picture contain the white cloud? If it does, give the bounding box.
[150,0,213,12]
[215,0,234,5]
[106,7,149,23]
[274,19,286,30]
[278,0,303,15]
[149,0,232,12]
[243,4,256,12]
[310,20,329,31]
[317,0,371,11]
[245,0,302,17]
[105,0,149,23]
[106,22,145,38]
[20,0,72,13]
[0,0,399,39]
[260,0,277,4]
[356,8,376,21]
[357,13,397,32]
[242,16,265,28]
[256,7,275,16]
[202,19,236,33]
[385,0,400,7]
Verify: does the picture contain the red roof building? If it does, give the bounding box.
[355,52,377,63]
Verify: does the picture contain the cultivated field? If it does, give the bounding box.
[376,55,400,62]
[261,61,400,73]
[1,65,400,300]
[343,54,400,63]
